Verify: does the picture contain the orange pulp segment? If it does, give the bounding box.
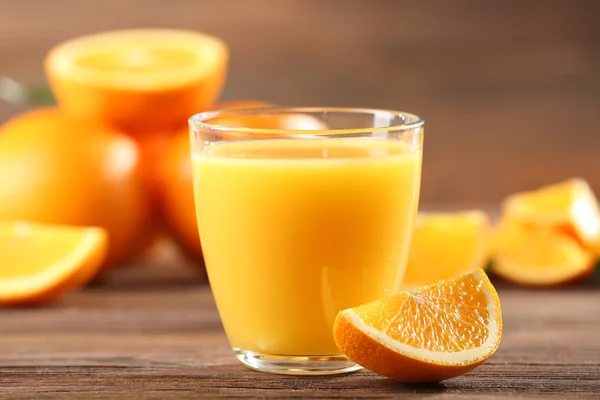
[334,268,502,382]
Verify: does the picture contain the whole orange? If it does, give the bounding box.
[134,130,181,208]
[208,105,327,133]
[122,130,180,263]
[158,130,203,261]
[0,108,150,267]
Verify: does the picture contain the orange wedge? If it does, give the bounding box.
[502,178,600,247]
[0,222,108,306]
[402,211,490,288]
[45,29,228,133]
[334,269,502,382]
[490,218,593,286]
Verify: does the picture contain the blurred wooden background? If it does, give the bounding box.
[1,0,599,204]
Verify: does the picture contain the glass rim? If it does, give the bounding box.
[189,106,424,135]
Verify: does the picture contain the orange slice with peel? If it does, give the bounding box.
[502,178,600,247]
[490,218,593,286]
[402,211,490,288]
[334,268,502,382]
[0,221,108,306]
[45,29,228,133]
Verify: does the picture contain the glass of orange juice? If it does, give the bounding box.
[189,107,424,375]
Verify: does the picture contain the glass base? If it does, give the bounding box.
[234,349,363,376]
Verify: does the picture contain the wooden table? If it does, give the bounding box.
[1,259,599,399]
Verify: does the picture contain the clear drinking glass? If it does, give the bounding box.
[189,107,424,375]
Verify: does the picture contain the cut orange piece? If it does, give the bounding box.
[45,29,228,133]
[0,222,108,306]
[490,218,593,286]
[402,211,490,288]
[502,178,600,247]
[334,269,502,382]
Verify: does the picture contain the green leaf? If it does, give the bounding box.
[0,76,55,106]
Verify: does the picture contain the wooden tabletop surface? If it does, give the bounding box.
[1,255,599,400]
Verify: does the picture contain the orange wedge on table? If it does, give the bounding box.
[502,178,600,247]
[490,218,594,286]
[491,178,600,286]
[0,222,108,306]
[334,268,502,382]
[402,211,490,288]
[45,29,228,133]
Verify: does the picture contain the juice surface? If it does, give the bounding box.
[193,138,422,356]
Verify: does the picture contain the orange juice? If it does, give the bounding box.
[193,138,421,356]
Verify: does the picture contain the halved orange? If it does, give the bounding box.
[402,211,490,288]
[0,221,108,305]
[334,269,502,382]
[502,178,600,247]
[158,129,204,262]
[490,218,593,286]
[45,29,228,133]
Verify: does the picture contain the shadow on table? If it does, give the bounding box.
[272,372,449,395]
[89,239,208,291]
[373,380,448,395]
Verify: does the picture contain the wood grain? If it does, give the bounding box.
[1,0,600,203]
[0,263,599,399]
